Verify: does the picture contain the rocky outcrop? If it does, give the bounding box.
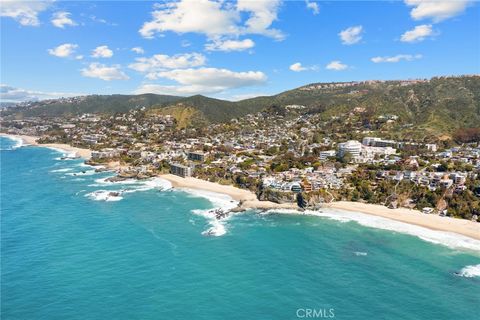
[258,189,296,204]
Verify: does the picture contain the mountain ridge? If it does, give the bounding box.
[3,75,479,138]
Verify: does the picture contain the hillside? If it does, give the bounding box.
[2,94,181,118]
[237,75,480,137]
[154,94,265,124]
[3,75,479,137]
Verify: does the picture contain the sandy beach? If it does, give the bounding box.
[3,133,478,241]
[160,174,298,210]
[159,175,480,240]
[327,201,480,240]
[1,133,92,159]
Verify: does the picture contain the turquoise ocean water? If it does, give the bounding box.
[1,136,479,319]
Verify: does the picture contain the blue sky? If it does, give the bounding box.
[1,0,479,102]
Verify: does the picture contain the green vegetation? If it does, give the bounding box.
[4,76,480,140]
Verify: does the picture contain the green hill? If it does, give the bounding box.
[3,75,479,138]
[3,94,181,118]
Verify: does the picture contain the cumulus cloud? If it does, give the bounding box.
[339,25,363,45]
[205,38,255,52]
[400,24,434,42]
[129,53,206,79]
[236,0,284,40]
[134,67,267,96]
[139,1,239,38]
[0,84,81,102]
[47,43,78,58]
[289,62,306,72]
[131,47,145,54]
[139,0,284,41]
[0,0,51,26]
[51,11,76,28]
[81,63,129,81]
[289,62,317,72]
[405,0,471,22]
[371,54,423,63]
[91,45,113,58]
[326,60,348,70]
[305,0,319,15]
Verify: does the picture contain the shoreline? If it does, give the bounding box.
[3,133,479,241]
[326,201,480,241]
[160,174,297,210]
[160,174,480,241]
[1,133,92,159]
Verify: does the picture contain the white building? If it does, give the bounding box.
[319,150,337,160]
[338,140,362,159]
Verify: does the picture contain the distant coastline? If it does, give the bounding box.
[2,133,479,241]
[1,133,92,159]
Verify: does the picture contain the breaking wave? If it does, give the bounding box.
[183,189,238,237]
[455,264,480,278]
[86,190,123,202]
[263,208,480,252]
[1,136,25,150]
[50,168,73,173]
[85,178,173,202]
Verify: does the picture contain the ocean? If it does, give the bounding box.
[1,136,479,320]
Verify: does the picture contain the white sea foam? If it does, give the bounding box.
[123,177,173,194]
[456,264,480,278]
[182,189,239,237]
[181,188,238,211]
[91,176,140,186]
[85,178,172,202]
[1,136,25,150]
[201,220,227,237]
[85,190,123,202]
[10,136,24,149]
[46,146,75,158]
[354,251,368,256]
[264,208,480,252]
[66,169,98,176]
[50,168,73,173]
[77,162,93,168]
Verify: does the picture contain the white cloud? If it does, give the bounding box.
[91,45,113,58]
[134,67,267,96]
[305,0,319,15]
[205,38,255,52]
[131,47,145,54]
[156,67,266,86]
[0,0,51,26]
[90,15,117,26]
[289,62,318,72]
[326,60,348,71]
[51,11,76,28]
[371,54,423,63]
[139,0,284,41]
[139,0,239,39]
[181,40,192,47]
[339,25,363,45]
[0,84,81,102]
[236,0,284,40]
[405,0,471,22]
[81,63,129,81]
[289,62,306,72]
[400,24,434,42]
[129,53,207,79]
[47,43,78,58]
